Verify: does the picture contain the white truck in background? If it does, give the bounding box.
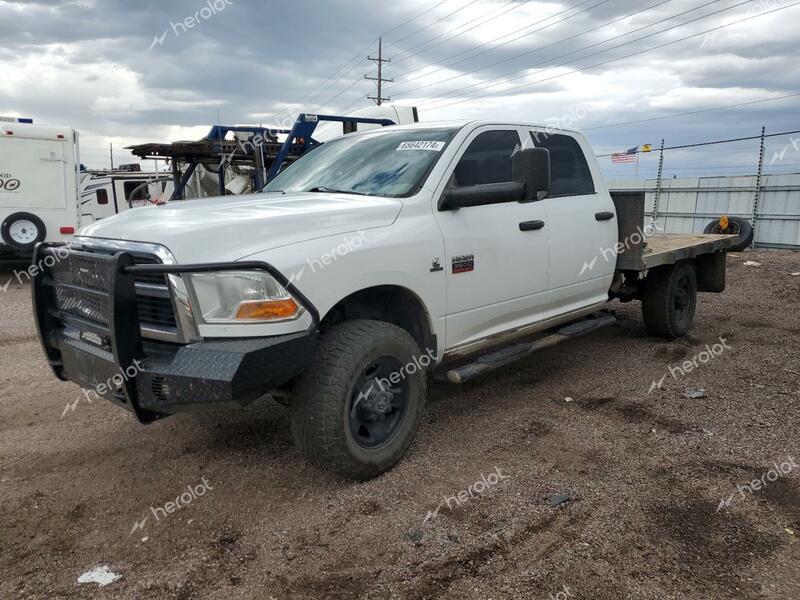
[33,120,738,480]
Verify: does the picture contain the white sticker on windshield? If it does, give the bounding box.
[396,141,446,152]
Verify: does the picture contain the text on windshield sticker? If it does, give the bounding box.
[396,141,446,152]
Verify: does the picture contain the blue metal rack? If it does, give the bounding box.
[128,113,396,200]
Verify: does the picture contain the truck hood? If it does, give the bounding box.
[79,192,403,262]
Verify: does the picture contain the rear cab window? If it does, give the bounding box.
[529,131,595,198]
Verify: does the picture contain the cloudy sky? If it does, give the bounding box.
[2,0,798,179]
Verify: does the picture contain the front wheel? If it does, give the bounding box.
[641,262,697,339]
[290,320,428,480]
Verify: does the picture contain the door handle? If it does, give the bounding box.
[519,220,545,231]
[595,211,615,221]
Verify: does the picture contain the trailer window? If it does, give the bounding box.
[530,132,595,197]
[263,127,458,198]
[96,189,108,205]
[124,181,149,203]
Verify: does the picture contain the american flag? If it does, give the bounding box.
[612,146,639,163]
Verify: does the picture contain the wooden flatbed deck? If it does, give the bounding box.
[617,233,739,272]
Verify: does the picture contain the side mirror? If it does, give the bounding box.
[438,181,526,211]
[513,147,550,201]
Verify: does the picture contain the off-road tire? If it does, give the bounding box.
[290,319,427,480]
[641,261,697,339]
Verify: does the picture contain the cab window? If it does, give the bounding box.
[452,130,521,187]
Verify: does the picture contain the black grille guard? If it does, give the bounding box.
[32,242,320,423]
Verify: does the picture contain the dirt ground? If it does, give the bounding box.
[1,250,799,599]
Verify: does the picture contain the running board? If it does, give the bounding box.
[445,313,617,384]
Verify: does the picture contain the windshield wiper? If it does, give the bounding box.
[307,186,368,196]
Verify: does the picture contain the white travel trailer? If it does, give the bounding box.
[79,169,173,221]
[0,118,170,257]
[0,118,80,257]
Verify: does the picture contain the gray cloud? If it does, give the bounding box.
[1,0,797,176]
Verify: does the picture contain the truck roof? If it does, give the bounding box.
[371,120,585,136]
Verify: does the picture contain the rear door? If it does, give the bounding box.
[433,126,550,352]
[527,130,617,317]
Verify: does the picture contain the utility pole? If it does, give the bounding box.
[109,143,114,170]
[365,37,392,106]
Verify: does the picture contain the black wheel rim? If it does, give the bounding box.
[673,274,692,322]
[714,222,741,236]
[348,355,409,449]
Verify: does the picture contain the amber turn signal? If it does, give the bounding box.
[235,299,299,320]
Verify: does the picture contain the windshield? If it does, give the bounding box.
[263,127,458,198]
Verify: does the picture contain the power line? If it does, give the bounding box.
[415,0,733,106]
[312,0,492,112]
[392,0,669,97]
[394,0,611,85]
[420,0,800,111]
[387,0,484,47]
[316,0,591,112]
[584,92,800,130]
[596,128,800,157]
[288,0,452,113]
[383,0,454,40]
[390,0,535,65]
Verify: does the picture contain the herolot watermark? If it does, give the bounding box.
[532,103,595,145]
[287,230,373,285]
[717,456,798,512]
[353,347,438,410]
[61,359,145,418]
[701,0,789,48]
[579,221,663,276]
[305,231,371,275]
[549,586,575,600]
[648,337,732,393]
[3,243,75,293]
[770,136,800,166]
[130,477,214,535]
[149,0,234,51]
[422,466,510,526]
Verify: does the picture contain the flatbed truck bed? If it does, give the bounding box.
[617,233,739,272]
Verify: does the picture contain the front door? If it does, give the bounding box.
[433,126,550,353]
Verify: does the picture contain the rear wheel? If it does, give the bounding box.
[641,262,697,339]
[290,319,427,480]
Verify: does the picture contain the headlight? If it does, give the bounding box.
[185,271,302,324]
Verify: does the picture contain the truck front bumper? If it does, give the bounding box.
[32,243,318,423]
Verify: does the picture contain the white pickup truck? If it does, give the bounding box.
[32,120,736,479]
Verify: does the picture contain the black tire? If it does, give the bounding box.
[1,212,46,252]
[703,216,753,252]
[290,319,427,480]
[641,262,697,339]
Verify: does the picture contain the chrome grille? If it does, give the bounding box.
[130,257,178,332]
[50,246,179,341]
